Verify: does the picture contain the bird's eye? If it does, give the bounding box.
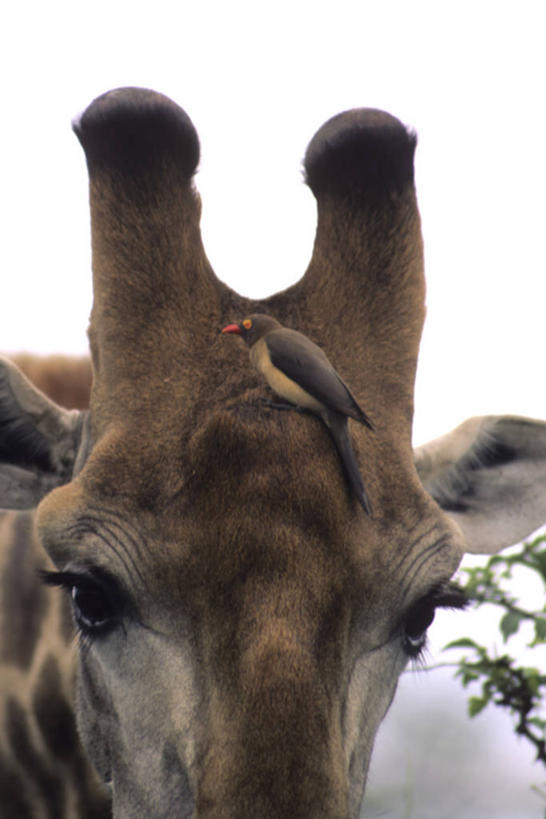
[42,570,122,638]
[243,318,252,329]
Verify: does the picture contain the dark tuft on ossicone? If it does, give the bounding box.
[304,108,416,201]
[73,87,200,181]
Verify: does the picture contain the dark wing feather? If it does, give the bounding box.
[266,329,373,428]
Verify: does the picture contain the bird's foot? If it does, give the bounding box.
[258,398,306,413]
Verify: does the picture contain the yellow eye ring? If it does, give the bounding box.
[242,319,252,329]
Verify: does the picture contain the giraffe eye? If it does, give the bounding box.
[403,599,436,657]
[402,583,468,659]
[42,569,123,638]
[71,583,117,634]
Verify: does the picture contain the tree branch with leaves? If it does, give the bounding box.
[442,533,546,803]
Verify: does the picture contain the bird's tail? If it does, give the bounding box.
[325,413,372,515]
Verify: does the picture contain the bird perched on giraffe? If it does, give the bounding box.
[222,313,374,514]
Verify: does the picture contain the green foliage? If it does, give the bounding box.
[444,533,546,769]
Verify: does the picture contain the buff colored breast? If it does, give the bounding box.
[250,337,325,415]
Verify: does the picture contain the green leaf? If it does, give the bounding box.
[528,717,546,731]
[444,638,481,651]
[459,669,480,687]
[534,617,546,642]
[468,696,488,717]
[534,552,546,580]
[500,611,522,642]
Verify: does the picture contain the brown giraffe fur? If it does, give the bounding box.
[0,511,111,818]
[1,89,545,818]
[0,358,106,817]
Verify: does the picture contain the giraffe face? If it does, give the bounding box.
[34,411,464,816]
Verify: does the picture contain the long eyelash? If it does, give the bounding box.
[432,582,469,611]
[40,567,125,598]
[39,570,87,648]
[40,568,113,592]
[410,641,432,669]
[40,569,83,589]
[76,630,93,654]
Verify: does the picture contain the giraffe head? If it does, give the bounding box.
[1,89,545,817]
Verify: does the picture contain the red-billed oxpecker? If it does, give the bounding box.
[222,313,374,514]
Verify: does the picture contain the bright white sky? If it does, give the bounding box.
[1,1,544,447]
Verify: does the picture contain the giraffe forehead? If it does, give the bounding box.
[36,407,461,611]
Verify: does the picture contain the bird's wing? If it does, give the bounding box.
[266,329,372,427]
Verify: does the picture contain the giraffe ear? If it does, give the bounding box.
[414,415,546,554]
[0,357,86,509]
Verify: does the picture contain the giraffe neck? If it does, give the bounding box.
[0,509,111,818]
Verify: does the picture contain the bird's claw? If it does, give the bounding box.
[258,398,305,413]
